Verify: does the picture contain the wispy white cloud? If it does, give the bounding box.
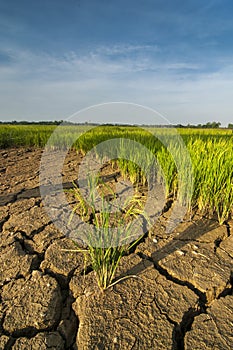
[0,44,233,125]
[94,43,160,56]
[0,44,208,81]
[163,62,201,70]
[0,46,152,78]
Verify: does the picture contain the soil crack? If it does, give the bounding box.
[137,252,207,303]
[173,306,203,350]
[153,297,177,326]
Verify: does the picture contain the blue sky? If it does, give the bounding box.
[0,0,233,125]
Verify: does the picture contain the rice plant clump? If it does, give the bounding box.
[68,176,147,290]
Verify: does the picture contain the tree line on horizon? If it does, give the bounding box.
[0,120,232,129]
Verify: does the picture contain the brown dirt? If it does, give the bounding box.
[0,147,232,349]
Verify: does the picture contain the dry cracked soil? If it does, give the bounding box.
[0,148,232,350]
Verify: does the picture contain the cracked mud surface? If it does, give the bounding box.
[0,148,232,349]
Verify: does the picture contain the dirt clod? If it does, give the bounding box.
[2,271,62,335]
[12,332,65,350]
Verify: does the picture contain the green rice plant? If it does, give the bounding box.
[156,146,177,198]
[1,124,232,225]
[187,137,233,223]
[68,175,148,290]
[0,124,56,148]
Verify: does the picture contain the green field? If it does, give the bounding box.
[1,124,232,225]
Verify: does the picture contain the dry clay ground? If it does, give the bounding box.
[0,148,233,350]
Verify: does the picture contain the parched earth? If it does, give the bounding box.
[0,148,232,350]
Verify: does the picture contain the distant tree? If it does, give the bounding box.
[53,120,63,125]
[212,121,221,128]
[228,123,233,129]
[204,121,221,128]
